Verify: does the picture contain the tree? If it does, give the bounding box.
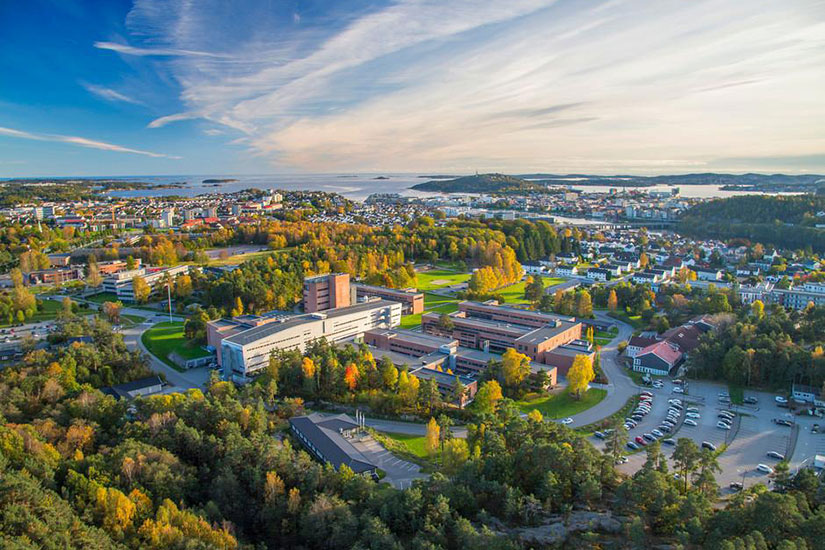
[102,301,122,324]
[672,438,700,493]
[343,363,359,391]
[441,438,469,475]
[61,296,75,317]
[425,417,440,457]
[525,275,545,304]
[474,380,503,415]
[174,274,193,299]
[567,354,595,399]
[231,296,244,317]
[576,290,593,318]
[607,289,618,311]
[126,255,137,270]
[86,261,103,288]
[438,312,454,332]
[381,360,398,390]
[451,376,467,408]
[606,417,628,464]
[751,299,765,320]
[501,347,531,390]
[132,276,151,304]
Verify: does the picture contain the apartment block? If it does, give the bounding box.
[102,264,193,302]
[303,273,351,313]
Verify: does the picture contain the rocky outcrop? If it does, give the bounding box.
[514,511,623,546]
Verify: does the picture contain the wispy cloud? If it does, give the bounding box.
[0,126,179,159]
[99,0,825,172]
[94,41,231,58]
[82,82,143,105]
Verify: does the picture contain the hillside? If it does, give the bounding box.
[411,173,549,194]
[679,195,825,251]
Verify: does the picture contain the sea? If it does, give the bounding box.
[88,173,803,202]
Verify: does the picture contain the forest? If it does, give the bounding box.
[1,313,824,549]
[679,195,825,252]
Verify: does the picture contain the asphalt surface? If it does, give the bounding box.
[350,435,427,489]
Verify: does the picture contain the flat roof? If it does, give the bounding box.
[514,321,579,345]
[368,327,456,348]
[289,413,376,474]
[224,300,398,346]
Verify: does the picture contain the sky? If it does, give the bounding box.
[1,0,824,177]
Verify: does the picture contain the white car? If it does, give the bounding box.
[716,421,731,430]
[775,396,788,404]
[684,419,698,427]
[561,417,574,425]
[651,429,664,437]
[686,412,701,419]
[673,387,685,394]
[756,464,774,474]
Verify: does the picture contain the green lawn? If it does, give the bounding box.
[0,300,65,328]
[382,432,429,459]
[516,388,608,419]
[497,281,530,304]
[607,310,645,329]
[399,313,423,330]
[415,269,471,291]
[424,292,457,307]
[399,302,458,330]
[141,321,210,370]
[208,248,289,267]
[85,292,120,304]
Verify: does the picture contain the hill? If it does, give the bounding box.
[411,173,549,194]
[679,195,825,251]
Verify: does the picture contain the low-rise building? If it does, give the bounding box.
[289,413,377,475]
[353,283,424,315]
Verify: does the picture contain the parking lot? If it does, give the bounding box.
[594,378,811,492]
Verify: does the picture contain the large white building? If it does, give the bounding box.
[102,265,194,302]
[212,300,401,381]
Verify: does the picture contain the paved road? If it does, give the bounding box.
[351,434,427,489]
[568,310,640,428]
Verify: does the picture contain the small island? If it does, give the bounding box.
[411,173,550,194]
[202,178,239,184]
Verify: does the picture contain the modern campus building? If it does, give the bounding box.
[363,326,557,401]
[421,301,583,367]
[289,413,377,475]
[303,273,351,313]
[102,264,194,302]
[208,300,402,381]
[353,283,424,315]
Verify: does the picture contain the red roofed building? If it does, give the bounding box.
[633,341,683,376]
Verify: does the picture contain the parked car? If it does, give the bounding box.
[662,438,676,446]
[717,421,732,430]
[673,387,684,393]
[718,392,729,398]
[775,396,788,404]
[701,441,717,451]
[594,431,606,439]
[686,412,701,419]
[773,418,792,427]
[756,464,774,474]
[744,396,758,404]
[560,417,573,425]
[615,456,629,464]
[684,419,698,427]
[718,413,735,420]
[813,424,820,434]
[686,407,699,413]
[643,433,657,442]
[729,481,743,491]
[627,441,639,450]
[673,379,684,385]
[641,391,654,397]
[651,429,664,437]
[658,425,672,433]
[766,451,785,460]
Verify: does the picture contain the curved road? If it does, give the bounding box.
[567,311,640,428]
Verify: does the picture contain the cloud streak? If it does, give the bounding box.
[0,126,179,159]
[100,0,825,173]
[82,82,144,105]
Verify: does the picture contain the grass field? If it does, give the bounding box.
[141,321,210,370]
[516,388,608,419]
[607,310,645,329]
[399,301,458,330]
[415,269,471,291]
[497,276,565,306]
[85,292,120,304]
[382,432,429,458]
[208,249,284,267]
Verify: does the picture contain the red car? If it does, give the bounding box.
[635,436,647,446]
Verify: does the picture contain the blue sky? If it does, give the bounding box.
[1,0,824,177]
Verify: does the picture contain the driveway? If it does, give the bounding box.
[350,434,427,489]
[365,417,468,438]
[568,310,640,428]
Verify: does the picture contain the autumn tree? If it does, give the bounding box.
[501,347,531,391]
[102,301,122,324]
[425,417,440,457]
[751,299,765,320]
[132,276,151,304]
[441,438,469,475]
[567,354,595,399]
[607,289,618,311]
[344,363,359,391]
[86,260,103,288]
[474,380,503,415]
[576,290,593,318]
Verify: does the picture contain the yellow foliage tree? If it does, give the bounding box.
[501,347,531,389]
[425,417,440,457]
[567,354,595,399]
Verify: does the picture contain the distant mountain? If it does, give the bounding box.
[516,172,825,190]
[412,173,549,194]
